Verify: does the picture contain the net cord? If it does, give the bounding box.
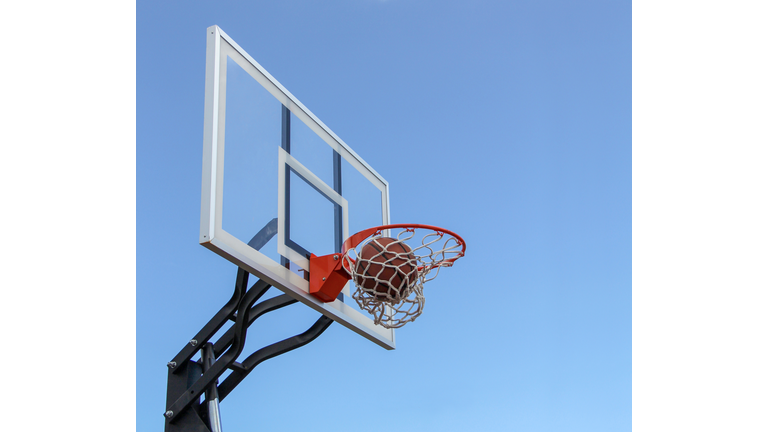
[341,227,464,328]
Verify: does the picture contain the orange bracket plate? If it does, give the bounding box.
[308,253,352,303]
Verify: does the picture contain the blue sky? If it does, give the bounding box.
[137,1,630,431]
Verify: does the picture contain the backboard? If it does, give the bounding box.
[200,26,395,349]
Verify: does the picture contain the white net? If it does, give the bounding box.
[342,227,464,328]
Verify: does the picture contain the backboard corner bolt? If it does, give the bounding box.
[167,361,177,369]
[190,339,198,347]
[164,410,174,419]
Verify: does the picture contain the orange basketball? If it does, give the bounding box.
[355,237,417,301]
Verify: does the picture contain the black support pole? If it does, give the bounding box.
[164,268,333,432]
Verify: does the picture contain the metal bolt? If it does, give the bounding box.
[334,255,338,260]
[164,410,174,419]
[322,277,326,281]
[167,361,177,369]
[190,339,198,347]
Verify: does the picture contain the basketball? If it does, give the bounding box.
[355,237,417,301]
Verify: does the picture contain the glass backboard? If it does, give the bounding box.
[200,26,394,349]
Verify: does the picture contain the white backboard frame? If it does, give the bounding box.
[199,25,395,349]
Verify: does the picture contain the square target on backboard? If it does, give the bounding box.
[199,26,395,349]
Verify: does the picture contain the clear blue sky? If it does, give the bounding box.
[138,1,631,431]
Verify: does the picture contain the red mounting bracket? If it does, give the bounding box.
[308,253,352,303]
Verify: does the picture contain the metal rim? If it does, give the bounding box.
[341,223,466,269]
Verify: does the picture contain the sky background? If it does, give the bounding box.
[138,1,630,431]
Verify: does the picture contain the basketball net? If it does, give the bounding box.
[342,227,464,328]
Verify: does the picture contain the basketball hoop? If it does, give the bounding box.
[309,224,466,328]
